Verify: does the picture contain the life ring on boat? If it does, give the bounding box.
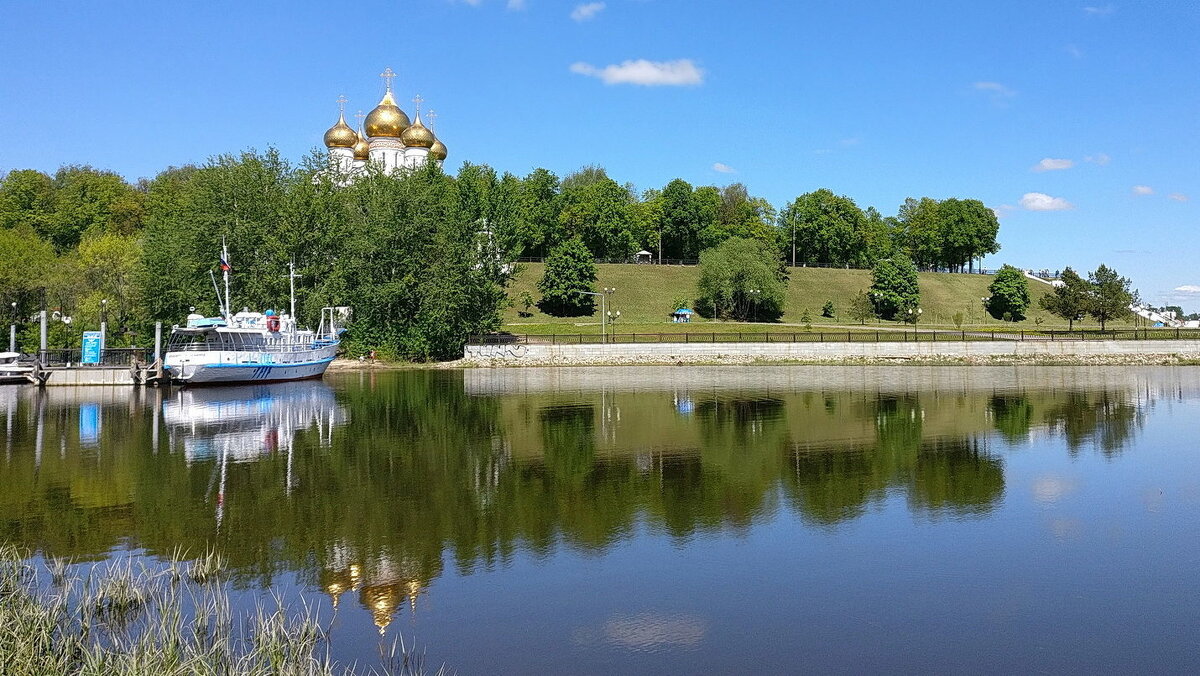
[266,315,281,332]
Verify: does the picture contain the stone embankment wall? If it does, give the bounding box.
[461,340,1200,366]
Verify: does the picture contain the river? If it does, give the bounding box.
[2,366,1198,673]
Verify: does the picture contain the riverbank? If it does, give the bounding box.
[454,339,1200,368]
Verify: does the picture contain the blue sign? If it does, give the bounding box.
[81,331,102,365]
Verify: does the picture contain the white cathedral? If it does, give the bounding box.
[322,67,447,178]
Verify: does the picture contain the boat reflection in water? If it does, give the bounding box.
[162,382,348,527]
[163,382,347,464]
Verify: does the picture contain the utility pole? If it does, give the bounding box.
[791,222,796,268]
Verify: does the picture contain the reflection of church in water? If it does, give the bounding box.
[320,542,431,635]
[321,67,448,179]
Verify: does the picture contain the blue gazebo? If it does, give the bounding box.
[672,308,696,323]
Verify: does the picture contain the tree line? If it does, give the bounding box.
[2,154,1007,356]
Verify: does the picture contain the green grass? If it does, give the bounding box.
[0,545,444,676]
[502,263,1080,332]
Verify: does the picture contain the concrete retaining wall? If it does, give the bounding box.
[44,367,137,387]
[463,340,1200,365]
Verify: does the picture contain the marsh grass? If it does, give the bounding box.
[0,546,446,675]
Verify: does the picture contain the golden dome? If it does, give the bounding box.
[352,131,370,160]
[323,113,357,148]
[364,91,410,138]
[429,138,447,161]
[400,111,435,148]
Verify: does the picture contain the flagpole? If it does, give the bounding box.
[222,238,231,322]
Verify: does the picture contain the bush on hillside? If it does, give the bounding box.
[985,265,1031,321]
[537,237,597,316]
[694,237,786,321]
[869,256,920,320]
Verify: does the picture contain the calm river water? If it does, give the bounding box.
[3,366,1199,673]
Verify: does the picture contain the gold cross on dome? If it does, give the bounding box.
[336,94,348,114]
[427,109,438,131]
[354,110,365,126]
[379,67,396,92]
[412,94,423,116]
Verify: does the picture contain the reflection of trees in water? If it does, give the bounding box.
[539,404,596,484]
[908,438,1004,517]
[1043,391,1143,456]
[0,375,1156,633]
[785,394,1004,525]
[990,395,1033,443]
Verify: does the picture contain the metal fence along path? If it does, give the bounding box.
[469,328,1198,346]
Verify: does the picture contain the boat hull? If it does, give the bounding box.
[167,357,334,385]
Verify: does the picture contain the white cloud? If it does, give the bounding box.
[991,204,1016,219]
[1174,285,1200,294]
[973,81,1016,97]
[1168,193,1190,202]
[711,162,735,174]
[1132,185,1154,195]
[1019,192,1074,211]
[507,0,527,9]
[1084,153,1110,165]
[570,2,605,21]
[570,59,704,86]
[1083,5,1115,15]
[1032,158,1074,172]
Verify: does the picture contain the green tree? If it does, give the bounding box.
[985,265,1031,321]
[1088,264,1137,330]
[0,169,55,234]
[695,237,786,320]
[1039,267,1091,330]
[46,166,144,251]
[558,177,637,259]
[848,291,875,325]
[938,198,1000,272]
[522,168,562,255]
[897,197,942,269]
[660,178,700,259]
[870,256,920,320]
[777,189,869,267]
[537,237,597,316]
[822,300,836,318]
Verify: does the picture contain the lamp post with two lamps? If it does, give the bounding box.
[577,287,616,343]
[747,289,762,322]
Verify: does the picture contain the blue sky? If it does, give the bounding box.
[1,1,1197,308]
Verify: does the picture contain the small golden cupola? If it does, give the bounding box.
[323,95,358,149]
[351,111,370,160]
[363,67,410,138]
[427,109,448,161]
[401,111,435,148]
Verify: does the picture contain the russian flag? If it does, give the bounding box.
[219,258,232,272]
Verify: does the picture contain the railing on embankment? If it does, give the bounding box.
[37,348,153,367]
[469,328,1199,346]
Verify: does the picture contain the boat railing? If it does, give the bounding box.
[38,348,154,367]
[169,341,326,353]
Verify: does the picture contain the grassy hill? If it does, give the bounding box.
[502,263,1085,332]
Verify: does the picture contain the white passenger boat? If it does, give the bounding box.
[163,247,350,385]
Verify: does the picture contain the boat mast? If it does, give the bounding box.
[288,259,301,320]
[222,238,232,322]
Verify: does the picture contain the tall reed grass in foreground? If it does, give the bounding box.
[0,546,445,675]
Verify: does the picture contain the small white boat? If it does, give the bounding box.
[162,246,350,385]
[0,352,48,385]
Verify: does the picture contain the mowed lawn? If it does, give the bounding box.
[501,263,1088,332]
